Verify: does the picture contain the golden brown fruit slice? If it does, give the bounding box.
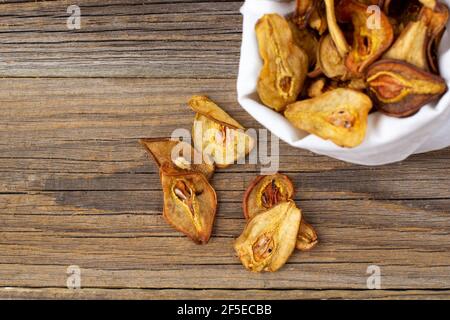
[189,96,254,169]
[256,14,309,112]
[318,34,350,80]
[383,20,430,70]
[296,221,319,251]
[161,167,217,244]
[243,174,319,251]
[188,95,243,130]
[234,201,301,272]
[337,0,394,76]
[366,59,447,117]
[285,88,373,148]
[420,2,449,73]
[308,2,328,35]
[243,174,295,220]
[324,0,350,58]
[140,138,214,180]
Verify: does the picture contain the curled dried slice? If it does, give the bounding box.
[296,220,319,251]
[140,138,214,180]
[420,2,449,73]
[234,201,301,272]
[243,174,319,252]
[256,14,309,112]
[337,0,394,75]
[308,1,328,35]
[324,0,350,57]
[243,174,295,220]
[318,34,349,80]
[189,96,254,168]
[366,59,447,117]
[285,88,373,148]
[161,168,217,244]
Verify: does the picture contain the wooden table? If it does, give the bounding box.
[0,0,449,300]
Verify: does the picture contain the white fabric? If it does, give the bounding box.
[237,0,450,165]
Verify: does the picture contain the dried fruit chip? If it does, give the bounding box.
[234,201,301,272]
[140,138,215,180]
[256,14,309,112]
[383,19,430,70]
[337,0,394,75]
[189,96,255,168]
[318,33,349,80]
[296,220,319,251]
[161,167,217,244]
[243,174,295,220]
[285,88,373,148]
[420,2,449,73]
[308,1,328,35]
[188,95,243,130]
[366,59,447,117]
[324,0,350,58]
[243,174,319,252]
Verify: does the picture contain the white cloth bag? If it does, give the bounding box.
[237,0,450,165]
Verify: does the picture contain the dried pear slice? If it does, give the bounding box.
[234,201,301,272]
[366,59,447,117]
[308,1,328,35]
[420,2,449,73]
[188,95,243,130]
[318,34,349,80]
[243,174,295,220]
[383,20,430,70]
[296,220,319,251]
[161,167,217,244]
[285,88,373,148]
[324,0,350,57]
[337,0,394,75]
[243,174,319,252]
[189,96,255,168]
[256,14,309,112]
[140,138,214,180]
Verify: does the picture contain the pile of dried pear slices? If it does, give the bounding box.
[237,174,318,272]
[140,96,317,272]
[256,0,449,148]
[140,96,254,244]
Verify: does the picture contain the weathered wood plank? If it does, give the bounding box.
[1,166,450,200]
[2,287,450,300]
[0,0,243,78]
[0,262,449,290]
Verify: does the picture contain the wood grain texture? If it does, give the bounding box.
[0,0,449,300]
